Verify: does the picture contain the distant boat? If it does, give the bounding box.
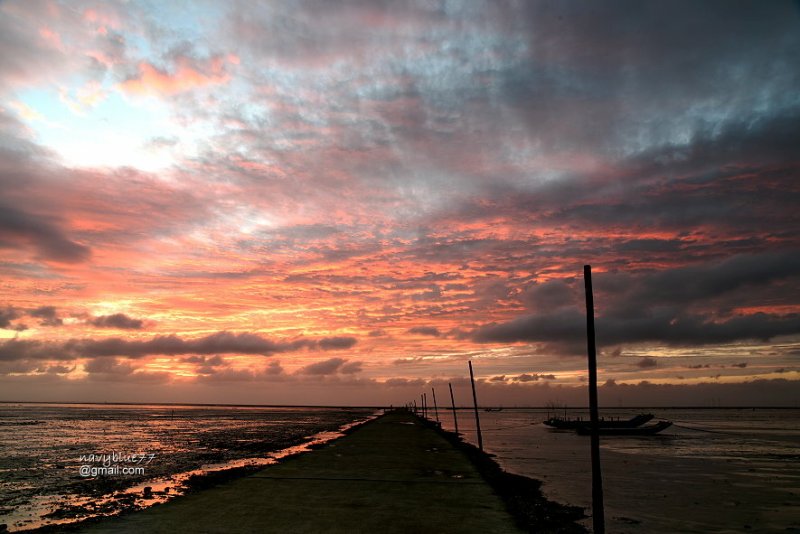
[484,407,503,412]
[575,420,673,436]
[543,413,654,430]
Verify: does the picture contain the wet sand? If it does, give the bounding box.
[50,411,584,533]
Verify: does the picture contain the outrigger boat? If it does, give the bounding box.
[543,413,653,430]
[575,420,672,436]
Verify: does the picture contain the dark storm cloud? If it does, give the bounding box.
[474,307,800,349]
[90,313,145,329]
[0,203,91,263]
[473,250,800,351]
[596,251,800,315]
[0,331,358,361]
[503,2,800,152]
[520,279,578,311]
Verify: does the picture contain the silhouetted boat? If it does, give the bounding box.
[543,413,653,430]
[484,407,503,412]
[575,420,672,436]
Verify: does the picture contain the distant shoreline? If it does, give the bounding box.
[1,400,798,409]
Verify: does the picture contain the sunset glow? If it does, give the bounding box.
[1,1,799,406]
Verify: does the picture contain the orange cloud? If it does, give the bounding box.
[118,56,234,96]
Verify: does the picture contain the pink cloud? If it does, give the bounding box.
[38,27,63,50]
[118,56,235,96]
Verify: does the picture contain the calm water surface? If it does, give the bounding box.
[437,407,800,533]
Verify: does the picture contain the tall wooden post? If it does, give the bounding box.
[448,382,459,434]
[584,264,605,534]
[421,393,426,419]
[431,388,440,422]
[468,360,483,451]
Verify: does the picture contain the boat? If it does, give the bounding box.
[484,407,503,412]
[575,420,673,436]
[543,413,653,430]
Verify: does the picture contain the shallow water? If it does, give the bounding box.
[0,403,374,531]
[435,407,800,533]
[2,404,798,532]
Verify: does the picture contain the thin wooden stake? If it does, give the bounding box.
[468,360,483,451]
[584,264,605,534]
[431,388,440,422]
[449,382,459,434]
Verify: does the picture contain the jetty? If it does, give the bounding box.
[70,410,583,533]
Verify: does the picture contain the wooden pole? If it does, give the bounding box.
[421,393,426,419]
[449,382,459,434]
[431,388,440,422]
[468,360,483,451]
[584,264,605,534]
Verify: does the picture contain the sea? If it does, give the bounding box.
[1,404,799,533]
[442,407,800,533]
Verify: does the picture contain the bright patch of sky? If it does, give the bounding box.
[14,87,188,170]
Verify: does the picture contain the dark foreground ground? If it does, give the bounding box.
[54,410,585,533]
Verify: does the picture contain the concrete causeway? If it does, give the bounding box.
[76,410,523,533]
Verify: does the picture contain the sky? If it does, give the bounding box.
[1,0,799,407]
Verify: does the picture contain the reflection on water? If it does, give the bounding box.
[434,407,800,533]
[0,404,374,532]
[2,405,798,532]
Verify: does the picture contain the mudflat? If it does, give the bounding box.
[72,411,527,533]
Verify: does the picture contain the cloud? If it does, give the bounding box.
[264,360,284,376]
[0,331,358,361]
[90,313,144,329]
[299,357,346,375]
[0,306,21,329]
[408,326,441,337]
[118,55,234,96]
[0,203,90,263]
[44,364,74,374]
[318,336,358,350]
[84,357,134,375]
[183,355,225,366]
[637,357,658,369]
[29,306,62,327]
[513,373,557,382]
[384,377,427,388]
[473,308,800,350]
[340,361,363,374]
[520,279,578,311]
[471,251,800,353]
